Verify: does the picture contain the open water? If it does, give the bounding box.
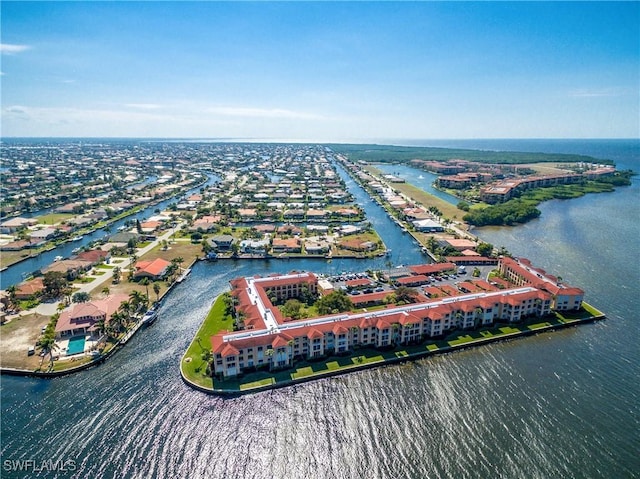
[1,139,639,478]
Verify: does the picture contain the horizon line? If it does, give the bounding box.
[1,136,638,143]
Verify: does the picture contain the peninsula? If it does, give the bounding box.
[0,140,620,382]
[182,256,603,394]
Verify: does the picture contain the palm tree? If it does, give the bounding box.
[282,339,295,368]
[474,307,484,328]
[6,285,17,311]
[165,263,178,283]
[108,311,125,336]
[37,336,59,372]
[171,257,185,275]
[101,286,110,297]
[128,291,146,314]
[265,348,275,371]
[112,266,121,284]
[118,301,133,326]
[94,319,107,346]
[455,311,464,329]
[395,286,418,304]
[139,277,150,303]
[152,282,161,304]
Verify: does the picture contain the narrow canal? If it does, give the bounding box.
[330,156,427,268]
[1,174,219,288]
[374,162,462,205]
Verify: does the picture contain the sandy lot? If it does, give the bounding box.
[0,313,50,369]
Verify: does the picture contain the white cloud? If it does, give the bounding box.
[206,106,327,120]
[0,43,31,54]
[0,105,239,137]
[568,88,624,98]
[125,103,163,110]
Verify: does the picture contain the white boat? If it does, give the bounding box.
[54,255,63,262]
[71,236,83,241]
[142,309,158,325]
[176,268,192,283]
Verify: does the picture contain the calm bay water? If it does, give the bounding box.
[1,140,639,479]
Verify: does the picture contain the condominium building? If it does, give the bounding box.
[211,258,583,378]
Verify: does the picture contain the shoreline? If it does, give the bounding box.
[179,302,605,396]
[0,175,208,273]
[0,257,198,378]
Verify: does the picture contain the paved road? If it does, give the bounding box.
[28,225,183,317]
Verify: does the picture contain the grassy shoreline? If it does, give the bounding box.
[180,293,233,390]
[180,302,606,396]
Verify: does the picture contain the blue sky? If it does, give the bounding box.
[1,1,638,140]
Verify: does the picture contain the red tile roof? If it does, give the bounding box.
[397,274,430,285]
[134,258,171,277]
[409,263,456,275]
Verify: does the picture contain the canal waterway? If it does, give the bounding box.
[1,140,638,478]
[0,174,218,288]
[374,162,462,205]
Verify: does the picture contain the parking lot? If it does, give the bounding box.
[322,264,499,300]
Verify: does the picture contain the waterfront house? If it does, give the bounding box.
[44,259,93,280]
[0,217,38,234]
[337,238,376,253]
[208,234,235,252]
[133,258,171,281]
[0,239,43,251]
[55,294,129,339]
[74,249,111,265]
[412,219,444,232]
[239,239,269,255]
[29,227,59,241]
[139,220,163,233]
[304,239,331,254]
[271,238,302,254]
[14,278,45,300]
[238,209,258,221]
[190,215,222,232]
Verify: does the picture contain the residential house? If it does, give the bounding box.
[0,217,38,234]
[272,238,302,254]
[133,258,171,281]
[239,239,269,255]
[14,277,45,300]
[208,234,235,251]
[55,294,129,339]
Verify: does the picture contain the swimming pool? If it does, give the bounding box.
[66,336,86,355]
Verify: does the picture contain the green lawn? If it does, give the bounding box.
[240,378,275,390]
[528,322,551,330]
[448,335,476,346]
[181,293,234,389]
[36,213,73,225]
[499,326,521,334]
